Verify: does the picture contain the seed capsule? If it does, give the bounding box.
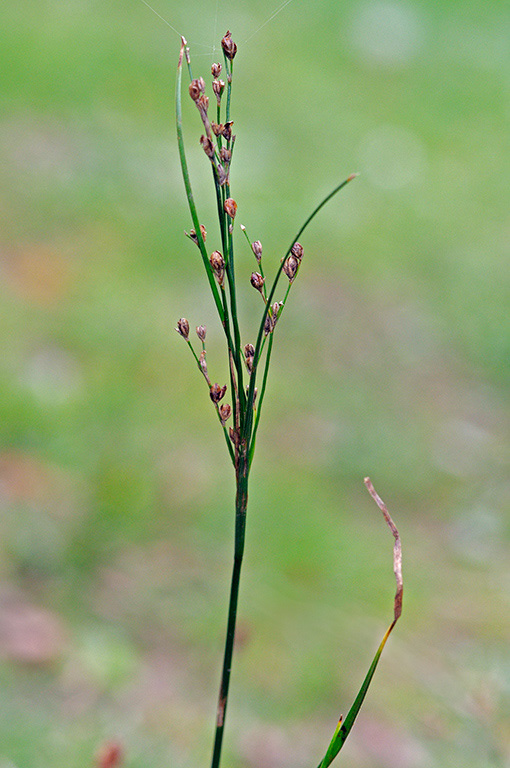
[219,403,232,425]
[209,250,225,285]
[251,240,262,261]
[211,62,222,78]
[196,325,207,342]
[250,272,265,293]
[200,135,215,159]
[221,31,237,60]
[283,254,299,281]
[291,242,304,261]
[189,77,205,102]
[224,198,237,219]
[210,382,227,403]
[175,318,189,341]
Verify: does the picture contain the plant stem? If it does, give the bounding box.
[210,454,249,768]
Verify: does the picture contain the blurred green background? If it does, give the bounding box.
[1,0,509,766]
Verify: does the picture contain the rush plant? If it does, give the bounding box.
[175,31,403,768]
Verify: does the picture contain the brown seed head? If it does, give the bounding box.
[212,79,225,104]
[210,383,227,403]
[219,147,231,164]
[291,242,304,261]
[251,240,262,261]
[222,121,234,141]
[211,122,223,137]
[219,403,232,425]
[224,198,237,218]
[250,272,265,293]
[196,94,209,113]
[200,134,215,159]
[211,62,222,78]
[244,342,255,372]
[176,318,189,341]
[283,254,299,281]
[196,325,207,342]
[221,31,237,60]
[209,250,225,285]
[189,77,205,102]
[187,223,207,245]
[199,350,209,382]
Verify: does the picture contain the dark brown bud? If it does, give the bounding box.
[211,122,223,137]
[211,62,222,78]
[219,147,231,164]
[212,79,225,104]
[291,242,304,261]
[196,94,209,113]
[199,350,209,382]
[222,121,234,141]
[224,198,237,218]
[250,272,265,293]
[176,318,189,341]
[217,165,228,186]
[187,223,207,244]
[189,77,205,102]
[283,254,299,281]
[221,31,237,60]
[244,342,255,372]
[196,325,207,342]
[210,382,227,403]
[209,250,225,285]
[200,134,215,159]
[219,403,232,425]
[252,240,262,261]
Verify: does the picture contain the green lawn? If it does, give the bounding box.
[1,1,509,766]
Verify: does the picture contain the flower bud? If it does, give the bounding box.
[221,31,237,60]
[291,242,304,261]
[222,121,233,141]
[175,318,189,341]
[210,382,227,403]
[224,198,237,218]
[219,403,231,425]
[212,79,225,104]
[199,350,209,382]
[251,240,262,261]
[209,250,225,285]
[187,224,207,245]
[189,77,205,102]
[244,342,255,372]
[250,272,265,293]
[200,134,215,159]
[196,325,207,342]
[211,122,223,137]
[283,254,299,281]
[219,147,231,164]
[211,62,222,78]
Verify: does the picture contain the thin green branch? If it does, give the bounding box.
[244,174,357,451]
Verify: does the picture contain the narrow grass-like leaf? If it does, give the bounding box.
[317,478,403,768]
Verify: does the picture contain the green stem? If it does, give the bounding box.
[210,456,249,768]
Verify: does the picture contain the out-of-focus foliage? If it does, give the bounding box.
[1,1,509,766]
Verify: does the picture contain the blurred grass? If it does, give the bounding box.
[1,0,509,766]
